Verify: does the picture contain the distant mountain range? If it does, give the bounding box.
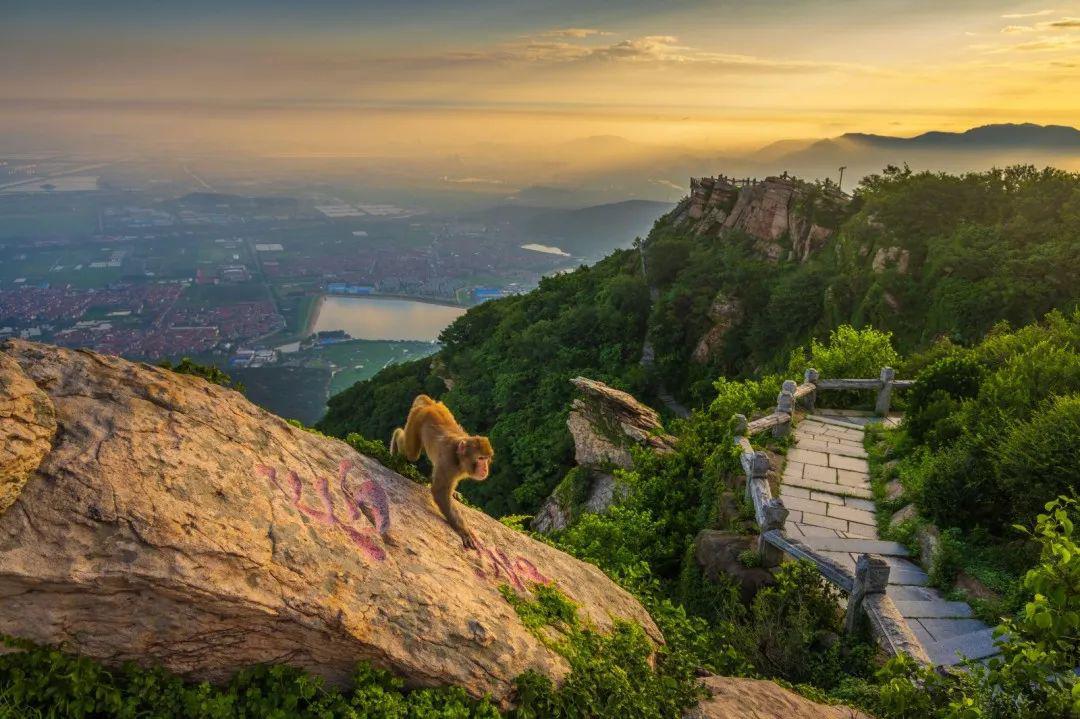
[751,123,1080,183]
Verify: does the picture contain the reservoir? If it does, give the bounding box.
[312,296,466,341]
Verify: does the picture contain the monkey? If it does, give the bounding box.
[390,395,493,550]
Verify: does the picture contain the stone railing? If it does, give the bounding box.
[731,367,929,664]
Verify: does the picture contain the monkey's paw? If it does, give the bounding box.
[462,530,481,551]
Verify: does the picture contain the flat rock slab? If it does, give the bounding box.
[893,600,974,618]
[799,536,911,557]
[783,475,873,499]
[921,628,1001,666]
[0,341,660,707]
[805,415,868,430]
[917,618,990,642]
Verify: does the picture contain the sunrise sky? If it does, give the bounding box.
[2,0,1079,155]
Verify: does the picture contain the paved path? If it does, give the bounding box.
[780,412,999,667]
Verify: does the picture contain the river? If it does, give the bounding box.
[311,296,466,341]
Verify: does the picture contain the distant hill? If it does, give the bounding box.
[757,123,1080,183]
[474,199,674,260]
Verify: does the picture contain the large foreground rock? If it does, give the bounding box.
[686,676,870,719]
[0,340,659,706]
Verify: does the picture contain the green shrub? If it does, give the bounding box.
[994,395,1080,526]
[158,358,244,392]
[345,433,427,484]
[791,324,900,380]
[0,642,500,718]
[503,585,710,719]
[733,561,868,687]
[928,528,965,589]
[906,354,983,446]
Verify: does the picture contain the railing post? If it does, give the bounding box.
[750,451,769,479]
[875,366,896,416]
[844,554,890,635]
[745,450,769,499]
[802,368,819,412]
[773,380,795,438]
[758,498,789,567]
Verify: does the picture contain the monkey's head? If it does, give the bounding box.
[457,436,494,480]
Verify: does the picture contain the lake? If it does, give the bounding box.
[312,296,466,341]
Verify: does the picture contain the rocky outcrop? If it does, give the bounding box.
[686,676,871,719]
[531,378,675,533]
[567,377,677,465]
[872,246,911,274]
[531,471,622,534]
[694,530,775,604]
[691,293,742,364]
[671,175,848,263]
[0,340,660,707]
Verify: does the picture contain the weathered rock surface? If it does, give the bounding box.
[531,472,624,534]
[694,531,774,604]
[532,378,674,533]
[671,175,848,263]
[890,503,918,529]
[567,377,676,467]
[686,676,871,719]
[691,293,742,365]
[0,353,56,515]
[0,340,660,706]
[871,245,911,274]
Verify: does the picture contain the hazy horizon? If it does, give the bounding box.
[3,1,1080,206]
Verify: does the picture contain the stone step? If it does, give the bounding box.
[888,568,929,586]
[783,475,873,499]
[798,535,910,556]
[922,628,1001,666]
[892,600,973,618]
[805,414,868,430]
[792,438,868,458]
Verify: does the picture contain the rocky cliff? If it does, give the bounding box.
[532,377,675,533]
[669,175,848,263]
[0,340,659,707]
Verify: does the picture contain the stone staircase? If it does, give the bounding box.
[781,412,1001,667]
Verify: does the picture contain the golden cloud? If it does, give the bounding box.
[1001,9,1056,18]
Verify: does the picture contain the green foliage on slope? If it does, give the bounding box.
[896,309,1080,533]
[320,251,651,516]
[321,166,1080,519]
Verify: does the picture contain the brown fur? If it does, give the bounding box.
[390,395,493,549]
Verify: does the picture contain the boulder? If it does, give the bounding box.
[917,523,941,571]
[686,675,871,719]
[871,246,911,274]
[567,377,676,469]
[694,530,774,604]
[532,378,673,533]
[531,471,624,534]
[889,503,919,529]
[0,340,660,707]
